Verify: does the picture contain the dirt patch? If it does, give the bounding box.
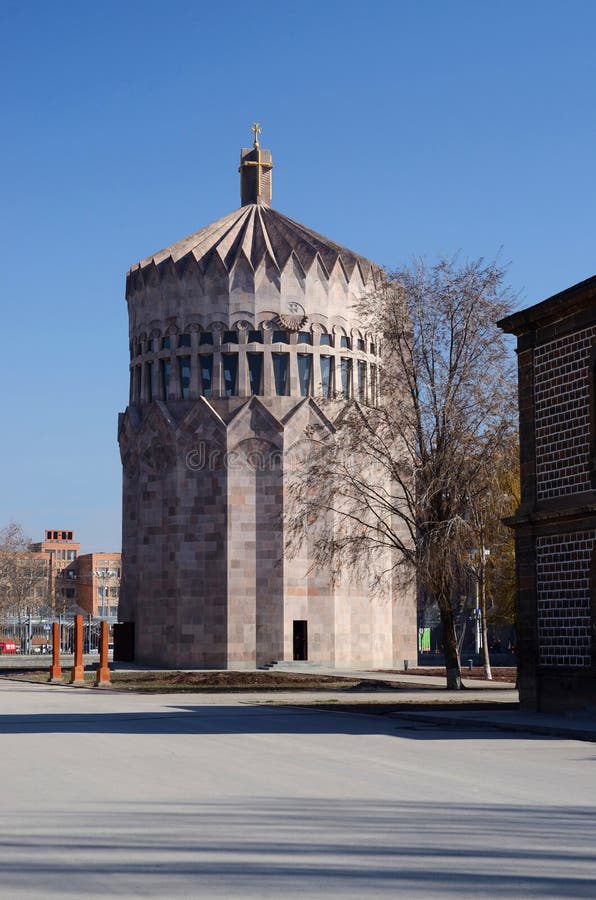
[382,667,517,683]
[0,669,410,693]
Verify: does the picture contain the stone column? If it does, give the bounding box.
[49,621,62,683]
[70,614,84,685]
[95,620,111,687]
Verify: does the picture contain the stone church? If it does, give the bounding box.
[117,127,417,668]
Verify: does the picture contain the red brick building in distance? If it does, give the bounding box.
[499,276,596,711]
[29,529,80,611]
[29,530,120,619]
[75,553,120,619]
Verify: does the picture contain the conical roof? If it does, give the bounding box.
[130,204,376,284]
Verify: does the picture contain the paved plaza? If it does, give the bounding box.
[1,677,595,898]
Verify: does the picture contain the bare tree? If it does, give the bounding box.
[286,258,517,689]
[0,522,49,617]
[466,436,519,678]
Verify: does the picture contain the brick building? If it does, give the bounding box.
[75,553,121,618]
[28,531,120,618]
[499,275,596,711]
[29,529,80,611]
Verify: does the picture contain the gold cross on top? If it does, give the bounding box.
[251,122,261,148]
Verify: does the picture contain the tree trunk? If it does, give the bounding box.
[479,566,492,680]
[438,596,463,690]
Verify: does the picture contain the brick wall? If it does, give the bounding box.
[536,531,594,666]
[534,327,596,499]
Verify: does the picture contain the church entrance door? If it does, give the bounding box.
[293,620,308,661]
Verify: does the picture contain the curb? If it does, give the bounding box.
[389,710,596,743]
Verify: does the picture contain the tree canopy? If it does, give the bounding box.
[286,257,518,689]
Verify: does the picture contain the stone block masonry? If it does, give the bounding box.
[118,134,418,670]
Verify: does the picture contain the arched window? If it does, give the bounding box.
[319,333,332,347]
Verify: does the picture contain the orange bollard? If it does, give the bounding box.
[70,614,85,684]
[95,620,111,687]
[49,622,62,683]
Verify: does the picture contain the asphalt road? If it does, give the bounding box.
[1,679,595,899]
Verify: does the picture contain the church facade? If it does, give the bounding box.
[117,130,417,668]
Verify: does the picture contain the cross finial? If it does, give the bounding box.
[251,122,261,149]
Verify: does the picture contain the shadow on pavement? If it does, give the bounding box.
[0,800,595,897]
[0,702,553,741]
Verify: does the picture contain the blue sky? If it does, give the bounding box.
[1,0,595,551]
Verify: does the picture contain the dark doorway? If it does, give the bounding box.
[293,620,308,661]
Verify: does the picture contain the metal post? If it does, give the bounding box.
[474,577,481,655]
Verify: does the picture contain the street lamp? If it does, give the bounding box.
[469,547,490,654]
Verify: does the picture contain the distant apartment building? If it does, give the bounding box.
[75,553,121,619]
[28,530,120,618]
[29,529,80,611]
